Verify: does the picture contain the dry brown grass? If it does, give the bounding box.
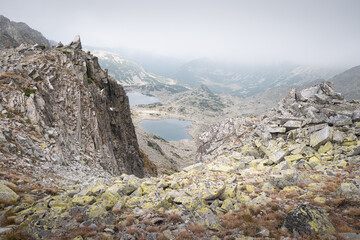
[220,213,242,229]
[0,211,16,227]
[125,215,136,226]
[298,182,309,189]
[125,227,141,236]
[167,213,183,224]
[266,201,280,212]
[218,229,233,238]
[175,231,193,240]
[187,225,206,236]
[345,207,360,217]
[3,228,33,240]
[142,219,152,225]
[323,182,339,194]
[329,213,355,233]
[258,212,285,232]
[66,226,97,238]
[157,235,169,240]
[146,226,161,233]
[0,198,18,206]
[72,212,84,223]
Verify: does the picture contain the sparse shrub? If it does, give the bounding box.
[73,212,83,223]
[125,215,136,226]
[87,77,93,84]
[175,231,193,240]
[23,88,36,97]
[66,226,97,238]
[187,225,206,236]
[157,235,169,240]
[329,213,354,232]
[323,182,339,194]
[345,207,360,217]
[220,213,242,229]
[147,140,164,155]
[146,226,161,232]
[125,227,141,237]
[218,229,233,238]
[3,228,32,240]
[167,213,183,224]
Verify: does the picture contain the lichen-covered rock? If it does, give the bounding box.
[0,182,19,202]
[269,170,298,189]
[187,181,225,200]
[310,125,332,148]
[284,204,335,238]
[338,182,360,198]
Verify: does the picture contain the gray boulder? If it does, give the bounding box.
[310,125,331,148]
[284,204,335,238]
[352,109,360,122]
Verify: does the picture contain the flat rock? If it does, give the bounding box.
[268,148,287,164]
[329,115,352,126]
[187,181,225,200]
[310,125,331,149]
[283,120,302,130]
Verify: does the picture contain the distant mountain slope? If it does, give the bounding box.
[169,84,226,113]
[174,58,340,97]
[92,50,176,86]
[331,65,360,100]
[0,15,49,48]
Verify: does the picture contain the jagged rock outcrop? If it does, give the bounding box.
[0,36,144,182]
[0,15,50,48]
[198,81,359,159]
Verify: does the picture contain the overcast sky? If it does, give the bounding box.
[1,0,360,67]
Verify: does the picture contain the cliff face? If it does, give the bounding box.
[0,37,144,181]
[0,15,50,48]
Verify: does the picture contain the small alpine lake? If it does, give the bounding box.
[139,118,192,141]
[127,92,160,107]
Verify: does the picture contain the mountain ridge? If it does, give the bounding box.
[0,15,50,48]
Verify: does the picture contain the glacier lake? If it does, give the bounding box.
[139,118,192,141]
[127,92,160,107]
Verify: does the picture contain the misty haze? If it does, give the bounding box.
[0,0,360,239]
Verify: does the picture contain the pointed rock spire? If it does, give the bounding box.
[69,35,82,50]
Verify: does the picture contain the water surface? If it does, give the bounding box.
[139,118,192,141]
[127,92,160,107]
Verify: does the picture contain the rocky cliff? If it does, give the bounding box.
[0,36,144,184]
[0,15,50,48]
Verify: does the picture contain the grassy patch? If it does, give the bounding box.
[23,88,36,97]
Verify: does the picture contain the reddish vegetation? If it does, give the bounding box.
[156,234,169,240]
[167,213,184,224]
[125,215,136,226]
[188,225,206,236]
[125,227,141,237]
[175,231,193,240]
[146,226,161,233]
